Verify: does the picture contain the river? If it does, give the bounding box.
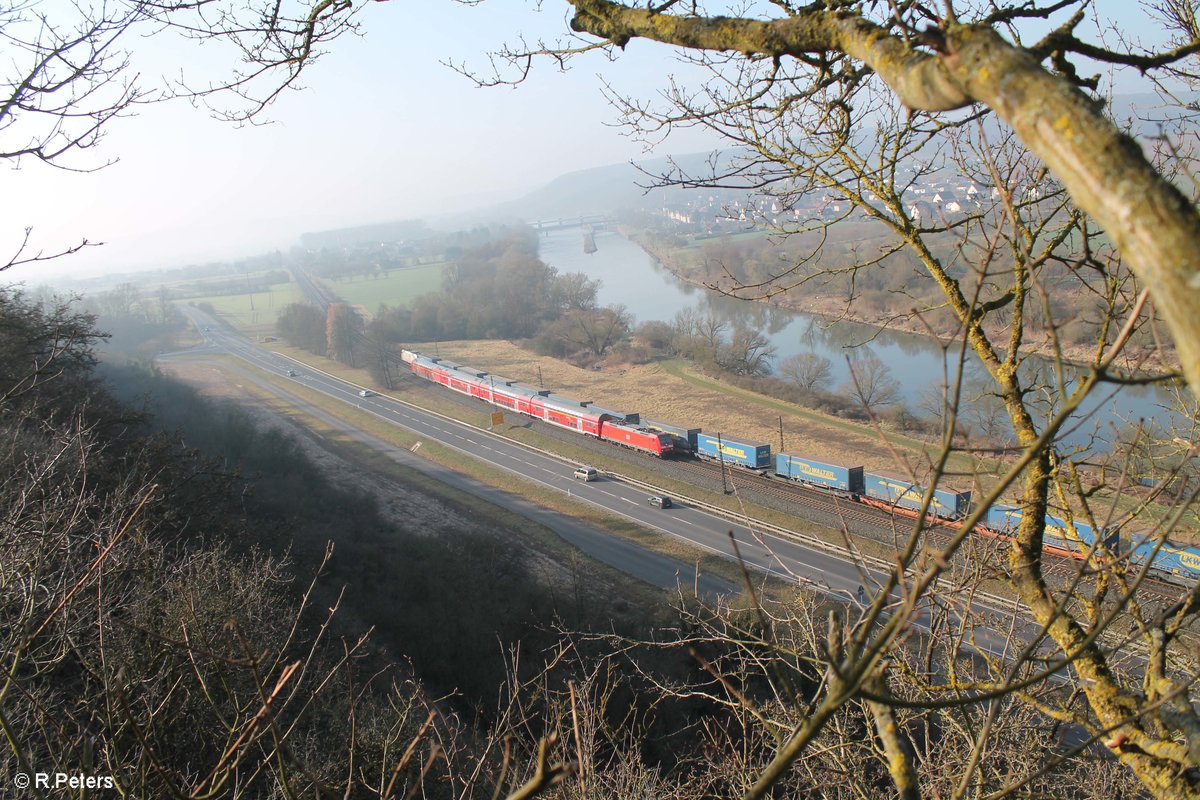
[538,226,1187,449]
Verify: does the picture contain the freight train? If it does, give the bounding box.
[398,349,1198,585]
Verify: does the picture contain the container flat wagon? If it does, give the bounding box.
[985,505,1119,557]
[775,454,865,494]
[695,433,772,469]
[1129,536,1200,580]
[863,473,971,519]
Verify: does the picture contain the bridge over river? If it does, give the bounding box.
[529,214,613,232]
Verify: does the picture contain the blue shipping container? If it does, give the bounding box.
[864,473,971,519]
[775,454,864,493]
[987,505,1118,554]
[985,504,1022,533]
[695,433,771,469]
[1129,536,1200,579]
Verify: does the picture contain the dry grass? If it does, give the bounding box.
[422,340,939,477]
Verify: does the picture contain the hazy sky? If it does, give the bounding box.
[0,1,1177,284]
[2,0,723,282]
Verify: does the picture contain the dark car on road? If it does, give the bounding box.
[648,495,673,509]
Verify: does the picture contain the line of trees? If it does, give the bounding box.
[279,229,639,370]
[276,301,328,355]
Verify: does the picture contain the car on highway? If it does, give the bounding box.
[648,495,673,509]
[359,389,374,398]
[286,369,297,377]
[573,466,598,481]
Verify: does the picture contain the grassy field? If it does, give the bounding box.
[681,230,771,248]
[188,281,298,335]
[157,269,284,295]
[321,262,447,313]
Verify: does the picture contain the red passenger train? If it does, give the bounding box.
[402,350,674,457]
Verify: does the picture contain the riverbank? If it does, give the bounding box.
[625,229,1179,378]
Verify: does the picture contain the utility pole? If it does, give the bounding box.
[537,365,544,389]
[779,415,785,452]
[717,432,730,494]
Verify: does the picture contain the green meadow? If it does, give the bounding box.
[188,282,298,333]
[323,262,447,313]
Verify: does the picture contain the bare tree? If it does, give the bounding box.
[1,0,364,269]
[94,281,142,318]
[325,302,362,366]
[671,306,701,338]
[695,310,729,352]
[1,1,361,170]
[779,351,833,392]
[842,351,901,411]
[554,271,600,311]
[563,304,632,357]
[717,323,776,376]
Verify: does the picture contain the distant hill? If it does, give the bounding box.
[502,161,658,219]
[298,91,1199,245]
[299,219,432,249]
[491,150,754,221]
[295,151,755,243]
